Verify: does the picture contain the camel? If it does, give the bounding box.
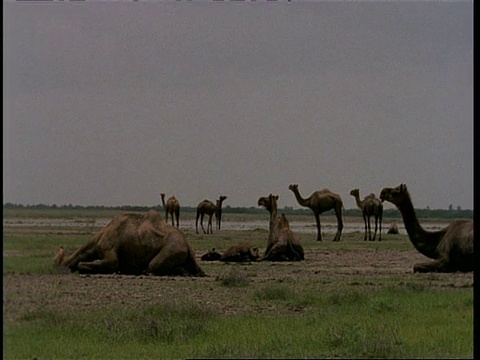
[160,193,180,228]
[379,184,473,273]
[219,243,260,262]
[201,248,222,261]
[387,223,399,235]
[196,196,227,234]
[350,188,383,241]
[54,210,205,276]
[288,184,343,241]
[258,194,304,261]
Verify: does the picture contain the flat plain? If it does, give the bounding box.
[3,211,474,359]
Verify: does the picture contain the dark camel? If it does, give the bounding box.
[200,244,259,262]
[379,184,473,273]
[195,196,227,234]
[160,193,180,228]
[258,194,304,261]
[350,188,383,241]
[54,210,205,276]
[288,184,343,241]
[200,248,222,261]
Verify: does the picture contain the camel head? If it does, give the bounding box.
[54,246,67,265]
[218,195,227,202]
[379,184,409,207]
[258,194,279,212]
[350,188,359,197]
[248,247,260,261]
[288,184,298,192]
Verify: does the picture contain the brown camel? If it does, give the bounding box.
[379,184,473,273]
[258,194,304,261]
[350,188,383,241]
[160,193,180,228]
[54,210,205,276]
[387,223,399,235]
[196,196,227,234]
[219,243,260,262]
[288,184,343,241]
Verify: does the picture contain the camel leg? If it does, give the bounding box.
[195,212,201,234]
[362,214,368,241]
[216,213,221,230]
[367,215,372,241]
[263,243,289,261]
[372,216,378,241]
[77,250,118,274]
[286,242,302,261]
[175,210,180,228]
[147,244,188,276]
[333,207,343,242]
[201,214,208,234]
[413,258,450,273]
[63,241,98,272]
[314,213,322,241]
[207,215,213,234]
[378,215,382,241]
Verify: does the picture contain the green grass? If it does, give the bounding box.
[3,212,473,359]
[5,286,472,359]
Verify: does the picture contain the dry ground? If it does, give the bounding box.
[4,215,473,326]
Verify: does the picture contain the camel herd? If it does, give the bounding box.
[55,183,473,275]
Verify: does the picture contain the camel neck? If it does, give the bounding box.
[353,194,363,209]
[292,189,310,207]
[397,196,439,259]
[270,205,278,228]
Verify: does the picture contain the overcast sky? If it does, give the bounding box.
[3,1,473,211]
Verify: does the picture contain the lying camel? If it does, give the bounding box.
[200,244,259,262]
[387,222,399,235]
[379,184,473,273]
[219,243,260,262]
[54,210,205,276]
[200,248,222,261]
[258,194,304,261]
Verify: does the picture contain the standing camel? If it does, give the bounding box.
[379,184,473,273]
[350,188,383,241]
[196,196,227,234]
[288,184,343,241]
[160,193,180,228]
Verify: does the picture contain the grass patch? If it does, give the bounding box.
[216,269,250,287]
[4,211,473,359]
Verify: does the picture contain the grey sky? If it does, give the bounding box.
[3,1,473,210]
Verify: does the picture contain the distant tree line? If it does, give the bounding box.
[3,203,473,219]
